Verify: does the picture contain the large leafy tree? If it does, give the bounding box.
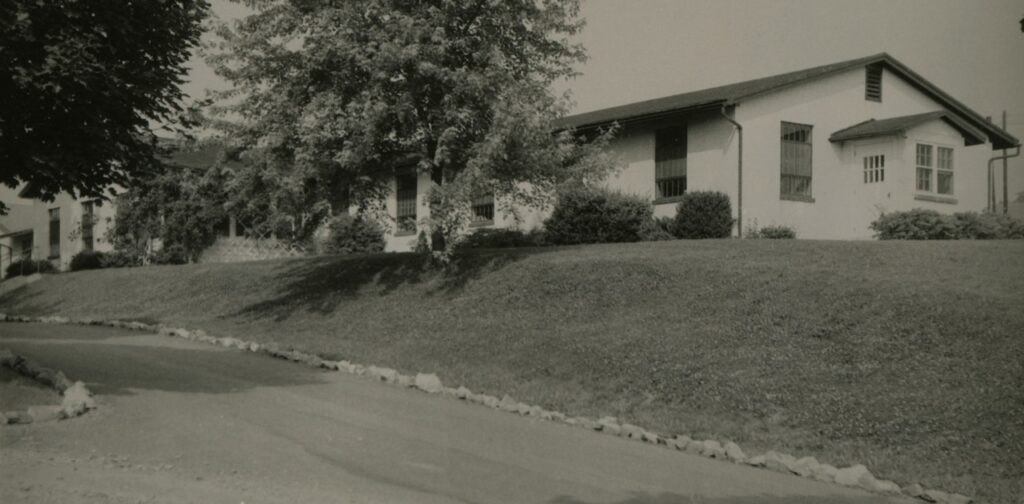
[0,0,210,213]
[207,0,616,257]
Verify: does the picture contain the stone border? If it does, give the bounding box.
[0,313,970,504]
[0,348,97,425]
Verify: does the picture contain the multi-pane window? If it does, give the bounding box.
[395,168,417,233]
[916,144,932,191]
[81,201,95,251]
[48,208,60,259]
[916,143,953,195]
[863,155,885,183]
[780,122,813,198]
[471,193,494,224]
[936,147,954,195]
[655,126,687,199]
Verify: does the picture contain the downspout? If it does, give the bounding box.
[720,106,743,237]
[988,146,1020,213]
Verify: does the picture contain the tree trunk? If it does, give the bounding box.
[430,164,445,252]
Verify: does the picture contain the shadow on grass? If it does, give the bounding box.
[231,247,550,321]
[548,492,896,504]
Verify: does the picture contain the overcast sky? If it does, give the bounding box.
[184,0,1024,198]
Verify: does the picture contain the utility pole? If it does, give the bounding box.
[1002,110,1009,214]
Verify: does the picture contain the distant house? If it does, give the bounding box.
[377,53,1018,250]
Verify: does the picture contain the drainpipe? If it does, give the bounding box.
[988,146,1020,213]
[720,106,743,237]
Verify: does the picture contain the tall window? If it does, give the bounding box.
[780,122,813,198]
[936,147,954,195]
[917,143,953,195]
[48,208,60,259]
[863,155,885,183]
[471,193,494,224]
[395,168,417,234]
[81,200,95,251]
[655,126,687,199]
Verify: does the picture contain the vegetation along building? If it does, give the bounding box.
[380,53,1019,250]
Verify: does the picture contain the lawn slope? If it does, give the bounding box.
[3,240,1023,502]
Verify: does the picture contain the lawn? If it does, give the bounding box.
[2,240,1023,502]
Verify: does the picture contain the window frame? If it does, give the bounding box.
[780,121,814,202]
[48,207,61,259]
[654,125,687,203]
[863,154,885,184]
[470,193,495,227]
[81,200,96,252]
[394,167,418,236]
[915,142,954,197]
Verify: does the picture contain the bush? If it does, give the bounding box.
[102,250,144,268]
[70,250,106,271]
[672,191,734,239]
[870,209,962,240]
[952,212,1024,239]
[750,225,796,239]
[544,185,653,245]
[148,244,189,265]
[457,228,546,250]
[325,214,386,255]
[639,217,676,241]
[4,259,56,278]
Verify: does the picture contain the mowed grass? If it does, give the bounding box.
[2,240,1023,502]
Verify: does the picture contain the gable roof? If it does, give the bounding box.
[829,111,987,145]
[556,53,1018,150]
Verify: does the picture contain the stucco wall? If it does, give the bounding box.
[16,193,117,270]
[735,66,993,239]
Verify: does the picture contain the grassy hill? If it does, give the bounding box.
[2,240,1023,502]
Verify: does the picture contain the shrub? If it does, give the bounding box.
[101,250,144,268]
[325,214,386,255]
[750,225,797,239]
[639,217,676,241]
[870,209,961,240]
[4,259,56,278]
[457,228,546,250]
[672,191,734,239]
[70,250,106,271]
[544,185,653,245]
[148,244,189,265]
[952,212,1024,239]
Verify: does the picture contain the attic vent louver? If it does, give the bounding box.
[866,64,882,102]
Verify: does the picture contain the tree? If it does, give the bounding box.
[207,0,617,259]
[0,0,210,213]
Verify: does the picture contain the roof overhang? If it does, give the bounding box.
[830,111,988,146]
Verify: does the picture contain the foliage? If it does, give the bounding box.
[639,217,676,241]
[69,251,105,272]
[100,250,143,269]
[206,0,617,260]
[108,144,230,263]
[324,215,386,255]
[148,244,189,265]
[870,209,959,240]
[0,0,209,214]
[749,225,797,239]
[952,212,1024,239]
[544,185,653,245]
[671,191,734,239]
[4,259,55,278]
[456,228,546,250]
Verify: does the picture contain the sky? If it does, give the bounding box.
[182,0,1024,202]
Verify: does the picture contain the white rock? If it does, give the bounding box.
[811,463,838,483]
[498,395,519,412]
[669,435,691,450]
[61,381,96,417]
[367,366,398,383]
[834,464,875,489]
[455,386,471,399]
[901,483,924,498]
[922,490,948,503]
[723,441,746,463]
[684,440,705,455]
[598,417,622,436]
[481,395,500,408]
[764,451,797,474]
[791,456,819,477]
[745,454,766,467]
[870,479,902,495]
[620,423,644,440]
[701,440,725,458]
[28,405,64,422]
[395,374,413,387]
[946,493,972,504]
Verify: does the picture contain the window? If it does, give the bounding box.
[916,143,953,195]
[48,208,60,259]
[471,193,494,225]
[936,147,954,195]
[863,155,885,183]
[865,64,882,102]
[81,201,95,251]
[655,126,687,200]
[395,167,417,234]
[916,144,932,191]
[780,122,813,199]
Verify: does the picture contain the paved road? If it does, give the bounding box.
[0,323,906,504]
